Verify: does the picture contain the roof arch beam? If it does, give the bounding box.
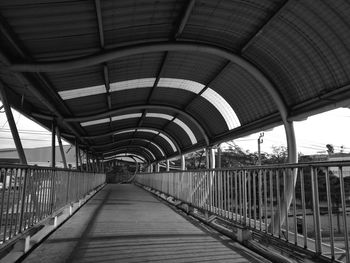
[10,41,288,118]
[65,104,209,146]
[91,138,166,157]
[10,40,296,162]
[82,126,181,154]
[104,153,146,163]
[102,145,156,161]
[107,151,150,163]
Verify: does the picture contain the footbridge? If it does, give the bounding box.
[0,0,349,262]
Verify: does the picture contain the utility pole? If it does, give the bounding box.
[257,132,264,165]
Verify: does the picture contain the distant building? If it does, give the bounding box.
[328,153,350,177]
[0,145,77,168]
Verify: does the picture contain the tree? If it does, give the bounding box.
[326,144,334,155]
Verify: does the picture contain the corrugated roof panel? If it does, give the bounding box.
[1,1,99,56]
[102,0,183,46]
[46,65,103,91]
[110,89,150,108]
[107,53,163,83]
[182,0,281,51]
[187,97,227,136]
[161,52,226,85]
[210,63,275,124]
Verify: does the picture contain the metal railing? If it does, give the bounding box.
[135,161,350,263]
[0,164,105,247]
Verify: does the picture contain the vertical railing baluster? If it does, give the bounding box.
[258,169,262,231]
[276,170,281,238]
[242,170,247,226]
[253,171,256,229]
[292,168,297,245]
[248,170,251,227]
[4,168,13,242]
[0,168,7,235]
[19,168,28,233]
[9,168,19,239]
[339,166,350,263]
[283,169,289,242]
[223,171,227,218]
[311,167,322,254]
[264,169,268,232]
[235,171,238,222]
[300,168,307,249]
[238,170,242,224]
[269,169,274,235]
[325,167,335,261]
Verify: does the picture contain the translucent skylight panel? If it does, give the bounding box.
[201,88,241,130]
[138,128,177,152]
[145,112,173,120]
[158,78,204,94]
[59,85,106,100]
[173,118,197,144]
[111,113,142,121]
[109,78,155,92]
[80,118,110,127]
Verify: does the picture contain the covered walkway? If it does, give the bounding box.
[22,184,262,263]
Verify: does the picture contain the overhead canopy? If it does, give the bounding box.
[0,0,350,163]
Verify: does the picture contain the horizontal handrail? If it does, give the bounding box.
[142,160,350,173]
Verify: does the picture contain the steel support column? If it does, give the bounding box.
[181,155,186,171]
[205,148,210,169]
[217,146,222,169]
[86,152,90,172]
[0,83,27,164]
[51,120,56,168]
[79,149,84,171]
[56,126,67,169]
[270,120,298,233]
[209,148,216,169]
[166,160,170,172]
[75,139,79,170]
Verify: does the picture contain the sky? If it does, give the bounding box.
[1,103,350,155]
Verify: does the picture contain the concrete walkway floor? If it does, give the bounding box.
[22,184,265,263]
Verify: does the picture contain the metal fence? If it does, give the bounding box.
[135,161,350,263]
[0,164,105,247]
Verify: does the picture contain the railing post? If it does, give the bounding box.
[50,169,56,213]
[56,127,67,169]
[339,166,350,263]
[75,139,79,170]
[18,168,29,233]
[311,166,322,254]
[166,160,170,172]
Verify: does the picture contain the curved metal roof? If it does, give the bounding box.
[1,0,350,163]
